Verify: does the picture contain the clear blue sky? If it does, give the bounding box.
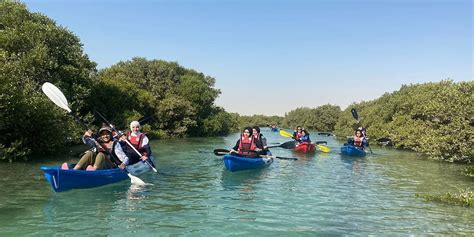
[24,0,472,116]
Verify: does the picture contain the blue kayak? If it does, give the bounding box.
[224,153,273,172]
[41,156,155,192]
[41,166,129,192]
[340,145,367,157]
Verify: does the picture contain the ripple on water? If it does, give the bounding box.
[0,133,473,235]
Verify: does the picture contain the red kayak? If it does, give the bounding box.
[294,142,316,153]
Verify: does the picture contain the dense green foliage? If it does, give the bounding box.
[95,57,235,137]
[282,104,342,132]
[335,80,473,163]
[0,2,238,162]
[0,1,96,161]
[463,165,474,177]
[237,115,283,129]
[416,188,473,207]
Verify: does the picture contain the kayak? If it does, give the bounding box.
[294,142,316,153]
[126,156,156,176]
[41,156,155,192]
[41,166,129,192]
[340,145,367,157]
[224,152,273,172]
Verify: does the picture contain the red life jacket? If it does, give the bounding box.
[238,135,257,156]
[295,132,302,140]
[127,132,147,155]
[354,136,364,147]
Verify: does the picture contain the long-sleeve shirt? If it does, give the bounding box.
[82,136,130,165]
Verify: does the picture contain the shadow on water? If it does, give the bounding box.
[220,168,270,192]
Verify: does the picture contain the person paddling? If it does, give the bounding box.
[352,129,368,149]
[293,126,303,140]
[62,127,129,171]
[119,121,152,166]
[229,127,259,158]
[252,126,269,156]
[297,129,311,144]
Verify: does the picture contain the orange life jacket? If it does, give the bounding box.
[238,135,257,156]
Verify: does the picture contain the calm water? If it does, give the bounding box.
[0,128,472,236]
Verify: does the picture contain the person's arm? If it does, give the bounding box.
[82,130,97,149]
[362,138,369,147]
[141,136,152,156]
[262,136,268,149]
[114,142,129,166]
[230,139,240,153]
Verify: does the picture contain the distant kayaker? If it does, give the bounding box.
[297,129,311,143]
[229,127,259,158]
[352,130,368,148]
[119,120,152,166]
[293,126,303,140]
[62,127,129,171]
[252,126,268,155]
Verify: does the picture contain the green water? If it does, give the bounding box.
[0,129,472,235]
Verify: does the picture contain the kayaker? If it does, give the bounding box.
[229,127,259,158]
[252,126,268,156]
[297,129,311,144]
[293,126,303,140]
[119,120,152,166]
[352,130,368,148]
[61,127,129,171]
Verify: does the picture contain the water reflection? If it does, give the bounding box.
[220,168,270,193]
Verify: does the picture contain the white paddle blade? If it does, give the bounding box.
[128,173,146,185]
[41,82,71,113]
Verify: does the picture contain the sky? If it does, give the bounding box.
[24,0,472,116]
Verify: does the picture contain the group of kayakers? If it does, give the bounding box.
[293,126,311,143]
[229,126,269,158]
[61,121,154,171]
[62,120,369,172]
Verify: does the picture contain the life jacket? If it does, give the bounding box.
[294,132,302,140]
[238,135,257,156]
[127,132,147,155]
[354,136,364,147]
[98,140,122,166]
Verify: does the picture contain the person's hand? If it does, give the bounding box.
[84,129,93,137]
[119,134,126,141]
[119,163,126,169]
[140,156,148,161]
[254,148,262,152]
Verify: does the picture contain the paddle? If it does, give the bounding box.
[41,82,145,185]
[351,108,373,154]
[279,130,331,153]
[212,149,298,160]
[95,111,158,174]
[266,141,297,149]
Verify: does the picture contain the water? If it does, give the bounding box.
[0,128,472,235]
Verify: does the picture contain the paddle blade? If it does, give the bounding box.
[214,149,230,156]
[42,82,71,113]
[127,173,145,185]
[279,130,294,139]
[351,108,358,120]
[279,141,296,149]
[316,144,331,153]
